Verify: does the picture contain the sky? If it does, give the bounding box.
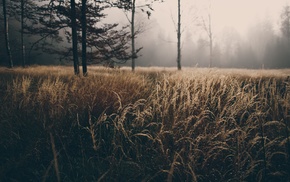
[149,0,289,38]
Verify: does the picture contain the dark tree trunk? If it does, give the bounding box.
[81,0,87,76]
[71,0,79,75]
[177,0,181,70]
[3,0,13,68]
[21,0,25,67]
[131,0,136,71]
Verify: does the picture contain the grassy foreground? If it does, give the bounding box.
[0,66,290,181]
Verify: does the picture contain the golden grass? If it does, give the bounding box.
[0,66,289,181]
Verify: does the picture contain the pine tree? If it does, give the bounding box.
[25,0,131,72]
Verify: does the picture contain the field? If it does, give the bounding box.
[0,66,290,181]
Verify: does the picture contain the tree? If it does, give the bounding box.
[198,0,213,68]
[26,0,131,73]
[21,0,25,67]
[177,0,181,70]
[131,0,136,71]
[2,0,13,68]
[81,0,87,76]
[8,0,51,66]
[234,43,259,68]
[247,17,275,67]
[71,0,80,75]
[273,4,290,68]
[116,0,158,71]
[218,27,241,66]
[281,5,290,46]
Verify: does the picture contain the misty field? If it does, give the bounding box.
[0,66,290,182]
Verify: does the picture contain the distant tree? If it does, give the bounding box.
[275,4,290,68]
[9,0,47,66]
[264,38,290,68]
[198,0,213,68]
[247,18,275,66]
[2,0,13,68]
[281,5,290,46]
[219,27,241,66]
[234,43,259,68]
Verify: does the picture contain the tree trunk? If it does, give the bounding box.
[287,11,290,47]
[3,0,13,68]
[177,0,181,70]
[21,0,25,67]
[209,13,213,68]
[131,0,136,71]
[71,0,79,75]
[81,0,87,76]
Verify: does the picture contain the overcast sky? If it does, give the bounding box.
[149,0,288,38]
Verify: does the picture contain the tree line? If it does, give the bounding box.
[1,0,158,75]
[1,0,290,73]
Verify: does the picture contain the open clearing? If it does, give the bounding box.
[0,66,290,181]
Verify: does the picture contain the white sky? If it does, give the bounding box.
[148,0,289,38]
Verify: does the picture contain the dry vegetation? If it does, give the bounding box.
[0,66,290,181]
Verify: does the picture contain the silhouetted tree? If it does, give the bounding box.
[131,0,136,71]
[177,0,181,70]
[20,0,25,67]
[81,0,87,76]
[71,0,79,75]
[2,0,13,68]
[24,0,131,73]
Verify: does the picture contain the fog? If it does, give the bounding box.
[125,0,290,68]
[1,0,290,68]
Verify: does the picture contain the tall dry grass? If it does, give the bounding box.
[0,66,289,181]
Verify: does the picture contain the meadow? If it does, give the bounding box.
[0,66,289,181]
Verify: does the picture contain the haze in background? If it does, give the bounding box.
[105,0,289,67]
[1,0,290,68]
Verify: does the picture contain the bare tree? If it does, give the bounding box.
[116,0,158,71]
[199,0,213,68]
[2,0,13,68]
[177,0,181,70]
